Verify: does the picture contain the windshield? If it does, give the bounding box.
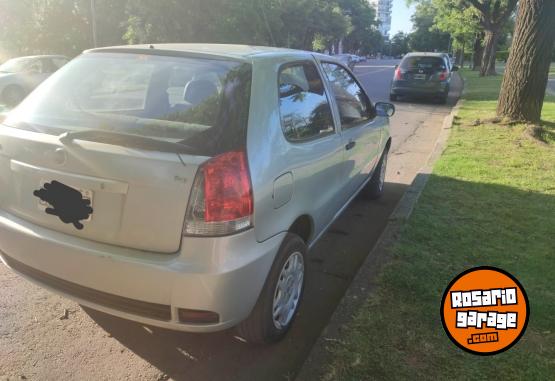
[0,57,34,73]
[4,52,252,156]
[401,57,446,71]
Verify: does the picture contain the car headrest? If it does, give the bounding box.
[183,79,218,106]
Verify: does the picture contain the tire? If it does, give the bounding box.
[1,85,26,107]
[438,93,448,104]
[439,86,449,104]
[362,147,389,199]
[389,94,398,102]
[236,233,307,344]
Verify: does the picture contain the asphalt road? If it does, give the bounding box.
[0,60,462,381]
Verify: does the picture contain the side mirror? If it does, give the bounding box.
[375,102,395,117]
[451,65,459,72]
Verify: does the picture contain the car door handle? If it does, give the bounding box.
[345,141,356,150]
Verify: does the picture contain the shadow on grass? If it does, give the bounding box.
[312,173,555,380]
[538,119,555,141]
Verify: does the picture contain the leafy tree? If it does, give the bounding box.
[431,0,480,65]
[123,0,351,51]
[0,0,91,56]
[91,0,128,47]
[337,0,382,54]
[465,0,517,76]
[408,0,517,75]
[390,32,409,56]
[408,1,450,52]
[497,0,555,124]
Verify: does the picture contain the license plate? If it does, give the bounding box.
[414,74,426,80]
[38,180,94,221]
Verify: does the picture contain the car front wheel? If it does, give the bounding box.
[236,233,306,343]
[362,147,389,199]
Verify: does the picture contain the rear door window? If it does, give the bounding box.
[321,62,374,129]
[278,61,335,142]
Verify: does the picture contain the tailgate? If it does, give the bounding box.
[0,126,204,253]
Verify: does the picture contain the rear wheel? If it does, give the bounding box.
[362,147,388,199]
[1,85,26,107]
[438,93,448,104]
[236,233,306,343]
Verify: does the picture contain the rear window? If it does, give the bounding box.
[4,52,252,156]
[401,56,446,71]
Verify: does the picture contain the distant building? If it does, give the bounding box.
[369,0,393,38]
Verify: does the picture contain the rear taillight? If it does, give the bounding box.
[438,71,448,81]
[394,68,402,80]
[184,151,253,236]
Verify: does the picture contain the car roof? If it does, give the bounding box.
[86,43,313,62]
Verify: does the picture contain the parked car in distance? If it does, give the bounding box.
[334,53,356,70]
[350,54,364,63]
[0,44,393,343]
[0,55,69,107]
[390,52,458,104]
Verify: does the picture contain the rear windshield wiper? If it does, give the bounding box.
[59,129,199,155]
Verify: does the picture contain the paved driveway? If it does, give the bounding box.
[0,60,462,381]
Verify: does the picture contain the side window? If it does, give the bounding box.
[321,62,374,128]
[278,62,335,142]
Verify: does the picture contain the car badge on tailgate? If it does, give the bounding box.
[33,180,93,230]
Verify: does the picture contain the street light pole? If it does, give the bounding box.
[90,0,98,48]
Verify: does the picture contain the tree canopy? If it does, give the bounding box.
[0,0,383,60]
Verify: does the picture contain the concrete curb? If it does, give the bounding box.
[296,76,464,381]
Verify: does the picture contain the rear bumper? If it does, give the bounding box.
[390,81,449,97]
[0,209,284,332]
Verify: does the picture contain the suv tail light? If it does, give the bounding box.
[184,151,253,236]
[394,67,402,80]
[438,71,448,81]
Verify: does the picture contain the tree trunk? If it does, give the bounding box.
[472,32,484,71]
[497,0,555,124]
[458,40,465,66]
[480,29,499,76]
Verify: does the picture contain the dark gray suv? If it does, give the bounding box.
[390,52,458,104]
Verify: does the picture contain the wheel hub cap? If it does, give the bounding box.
[272,252,304,329]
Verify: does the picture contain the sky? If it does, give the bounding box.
[389,0,416,36]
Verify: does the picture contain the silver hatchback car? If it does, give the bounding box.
[0,44,392,343]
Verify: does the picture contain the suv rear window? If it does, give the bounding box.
[4,52,252,156]
[401,56,446,71]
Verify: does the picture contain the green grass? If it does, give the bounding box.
[322,70,555,380]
